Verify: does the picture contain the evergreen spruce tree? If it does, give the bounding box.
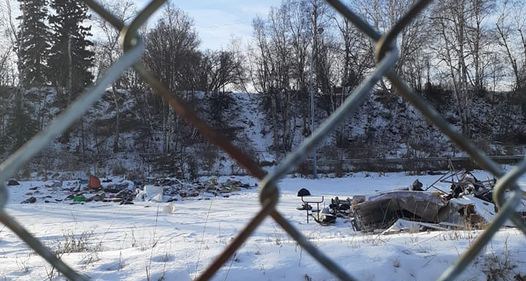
[47,0,94,101]
[7,91,38,152]
[17,0,51,88]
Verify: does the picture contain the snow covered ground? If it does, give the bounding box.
[1,171,525,281]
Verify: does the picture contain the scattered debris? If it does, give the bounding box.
[410,179,423,191]
[88,175,102,190]
[72,194,86,203]
[21,196,36,204]
[296,169,524,233]
[329,197,352,218]
[382,219,426,234]
[163,203,176,214]
[352,170,503,233]
[155,177,250,201]
[136,185,164,202]
[296,188,325,223]
[315,207,336,225]
[45,180,62,188]
[7,180,20,186]
[15,177,253,205]
[86,193,105,202]
[297,188,311,197]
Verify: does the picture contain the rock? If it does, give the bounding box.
[21,197,36,204]
[7,180,20,186]
[45,180,62,188]
[29,186,38,191]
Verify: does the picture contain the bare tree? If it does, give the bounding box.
[199,49,244,94]
[330,3,374,147]
[0,0,19,86]
[93,0,135,152]
[496,0,526,91]
[143,3,201,153]
[430,0,484,135]
[250,5,295,153]
[355,0,432,91]
[465,0,496,93]
[93,0,135,79]
[0,43,14,86]
[143,4,200,92]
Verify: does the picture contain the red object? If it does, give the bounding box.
[88,175,102,189]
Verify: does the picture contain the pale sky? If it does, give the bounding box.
[2,0,283,50]
[134,0,283,50]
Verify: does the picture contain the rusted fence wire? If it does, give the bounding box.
[0,0,524,280]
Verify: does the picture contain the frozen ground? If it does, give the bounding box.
[1,171,525,281]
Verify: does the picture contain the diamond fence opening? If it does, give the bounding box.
[0,0,524,280]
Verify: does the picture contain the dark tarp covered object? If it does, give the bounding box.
[7,179,20,186]
[353,191,448,232]
[297,188,311,197]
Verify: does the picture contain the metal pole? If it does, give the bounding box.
[311,3,318,178]
[310,72,317,178]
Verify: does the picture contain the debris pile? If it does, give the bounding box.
[60,176,135,204]
[156,177,252,201]
[143,177,254,203]
[296,188,354,225]
[296,170,525,233]
[352,191,447,232]
[12,176,253,205]
[351,171,507,233]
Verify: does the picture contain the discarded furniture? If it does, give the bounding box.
[297,188,324,223]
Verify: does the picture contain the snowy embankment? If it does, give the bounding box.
[1,172,525,280]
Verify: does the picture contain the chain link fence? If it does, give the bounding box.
[0,0,524,280]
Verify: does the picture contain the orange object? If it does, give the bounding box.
[88,175,102,189]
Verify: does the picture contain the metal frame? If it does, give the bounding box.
[300,195,325,223]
